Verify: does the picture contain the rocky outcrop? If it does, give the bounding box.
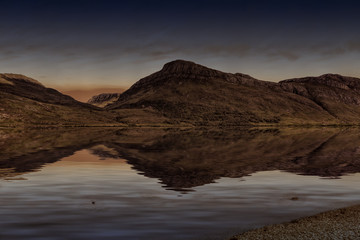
[87,93,121,107]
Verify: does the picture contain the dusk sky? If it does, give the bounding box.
[1,0,360,89]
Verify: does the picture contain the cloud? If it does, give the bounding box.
[305,41,360,58]
[1,27,360,75]
[347,41,360,52]
[266,50,300,61]
[320,47,346,57]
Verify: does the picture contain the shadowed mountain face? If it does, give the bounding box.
[2,127,360,191]
[106,60,360,125]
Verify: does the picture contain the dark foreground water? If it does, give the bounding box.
[1,127,360,240]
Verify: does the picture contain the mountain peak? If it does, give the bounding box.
[160,60,224,77]
[319,73,343,78]
[162,60,203,72]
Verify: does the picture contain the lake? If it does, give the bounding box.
[1,127,360,239]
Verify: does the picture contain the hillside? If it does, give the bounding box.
[106,60,348,126]
[0,74,121,126]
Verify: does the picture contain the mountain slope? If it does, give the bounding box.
[106,60,339,125]
[0,74,120,126]
[280,74,360,122]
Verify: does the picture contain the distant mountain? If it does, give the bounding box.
[59,87,125,102]
[106,60,352,125]
[87,93,121,107]
[0,73,120,126]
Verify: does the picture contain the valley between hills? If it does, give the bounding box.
[2,60,360,127]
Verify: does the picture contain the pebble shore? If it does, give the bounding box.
[230,205,360,240]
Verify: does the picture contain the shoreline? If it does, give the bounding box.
[229,204,360,239]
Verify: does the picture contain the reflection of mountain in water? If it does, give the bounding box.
[1,127,360,190]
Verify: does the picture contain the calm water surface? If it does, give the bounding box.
[1,127,360,239]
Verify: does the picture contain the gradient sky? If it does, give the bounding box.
[1,0,360,88]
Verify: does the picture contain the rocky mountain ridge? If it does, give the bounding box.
[3,60,360,126]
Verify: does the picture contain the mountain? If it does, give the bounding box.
[3,60,360,127]
[0,73,121,126]
[106,60,350,125]
[87,93,121,107]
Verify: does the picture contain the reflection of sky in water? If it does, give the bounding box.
[1,149,360,240]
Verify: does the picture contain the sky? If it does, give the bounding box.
[1,0,360,89]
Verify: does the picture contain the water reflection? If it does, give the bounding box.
[1,127,360,239]
[1,127,360,190]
